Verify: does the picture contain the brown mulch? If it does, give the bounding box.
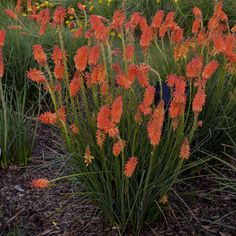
[0,126,236,236]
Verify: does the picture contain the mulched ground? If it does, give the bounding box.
[0,125,235,236]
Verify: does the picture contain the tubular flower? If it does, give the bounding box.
[159,24,168,38]
[192,86,206,113]
[0,49,4,77]
[54,63,64,80]
[137,64,150,88]
[192,18,201,34]
[126,45,134,61]
[15,0,22,13]
[180,138,190,160]
[53,6,66,26]
[91,64,106,84]
[88,45,100,65]
[192,7,202,17]
[111,96,123,124]
[112,140,126,157]
[84,145,95,167]
[90,15,109,42]
[152,10,164,29]
[147,100,164,146]
[69,71,82,97]
[100,81,108,96]
[202,60,219,80]
[164,11,175,29]
[124,156,138,178]
[96,129,106,147]
[111,10,125,29]
[5,9,17,19]
[139,16,148,32]
[186,56,203,78]
[140,27,153,48]
[171,27,183,43]
[70,123,79,135]
[130,12,141,29]
[139,86,155,115]
[74,46,88,72]
[33,45,47,66]
[0,30,6,48]
[31,178,49,188]
[39,112,56,125]
[52,46,63,65]
[56,106,66,123]
[74,27,83,38]
[97,106,112,131]
[36,9,50,35]
[27,69,47,83]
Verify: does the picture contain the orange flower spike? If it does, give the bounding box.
[202,60,219,80]
[142,86,155,107]
[74,46,88,72]
[70,123,79,135]
[112,140,126,157]
[139,16,148,32]
[15,0,22,13]
[53,6,66,26]
[126,45,134,62]
[39,112,56,125]
[97,106,111,131]
[111,96,123,124]
[0,30,6,48]
[171,27,183,43]
[69,71,82,97]
[192,87,206,113]
[111,10,125,29]
[31,178,49,188]
[74,27,83,38]
[5,9,17,19]
[186,56,203,78]
[192,7,202,18]
[84,145,95,167]
[88,45,100,66]
[147,100,164,146]
[192,18,201,34]
[140,27,153,48]
[137,64,150,88]
[124,156,138,178]
[32,45,47,66]
[96,129,106,147]
[0,49,4,77]
[152,10,164,29]
[54,63,64,81]
[27,68,47,83]
[180,138,190,160]
[91,64,106,84]
[52,46,63,65]
[57,106,65,120]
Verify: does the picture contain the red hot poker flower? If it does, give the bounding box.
[152,10,164,29]
[202,60,219,80]
[96,129,106,147]
[186,56,203,78]
[39,112,56,125]
[111,96,123,124]
[27,69,47,83]
[192,86,206,113]
[54,63,64,81]
[140,27,153,48]
[192,18,201,34]
[124,156,138,177]
[31,178,49,188]
[33,44,47,66]
[137,64,150,88]
[111,10,125,29]
[112,140,126,157]
[70,123,79,135]
[52,46,63,65]
[0,30,6,48]
[69,71,82,97]
[88,45,100,66]
[74,46,88,72]
[5,9,17,19]
[192,7,202,17]
[53,7,66,26]
[180,138,190,160]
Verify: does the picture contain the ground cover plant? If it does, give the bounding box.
[0,0,235,235]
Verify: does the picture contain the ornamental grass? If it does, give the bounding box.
[4,0,235,233]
